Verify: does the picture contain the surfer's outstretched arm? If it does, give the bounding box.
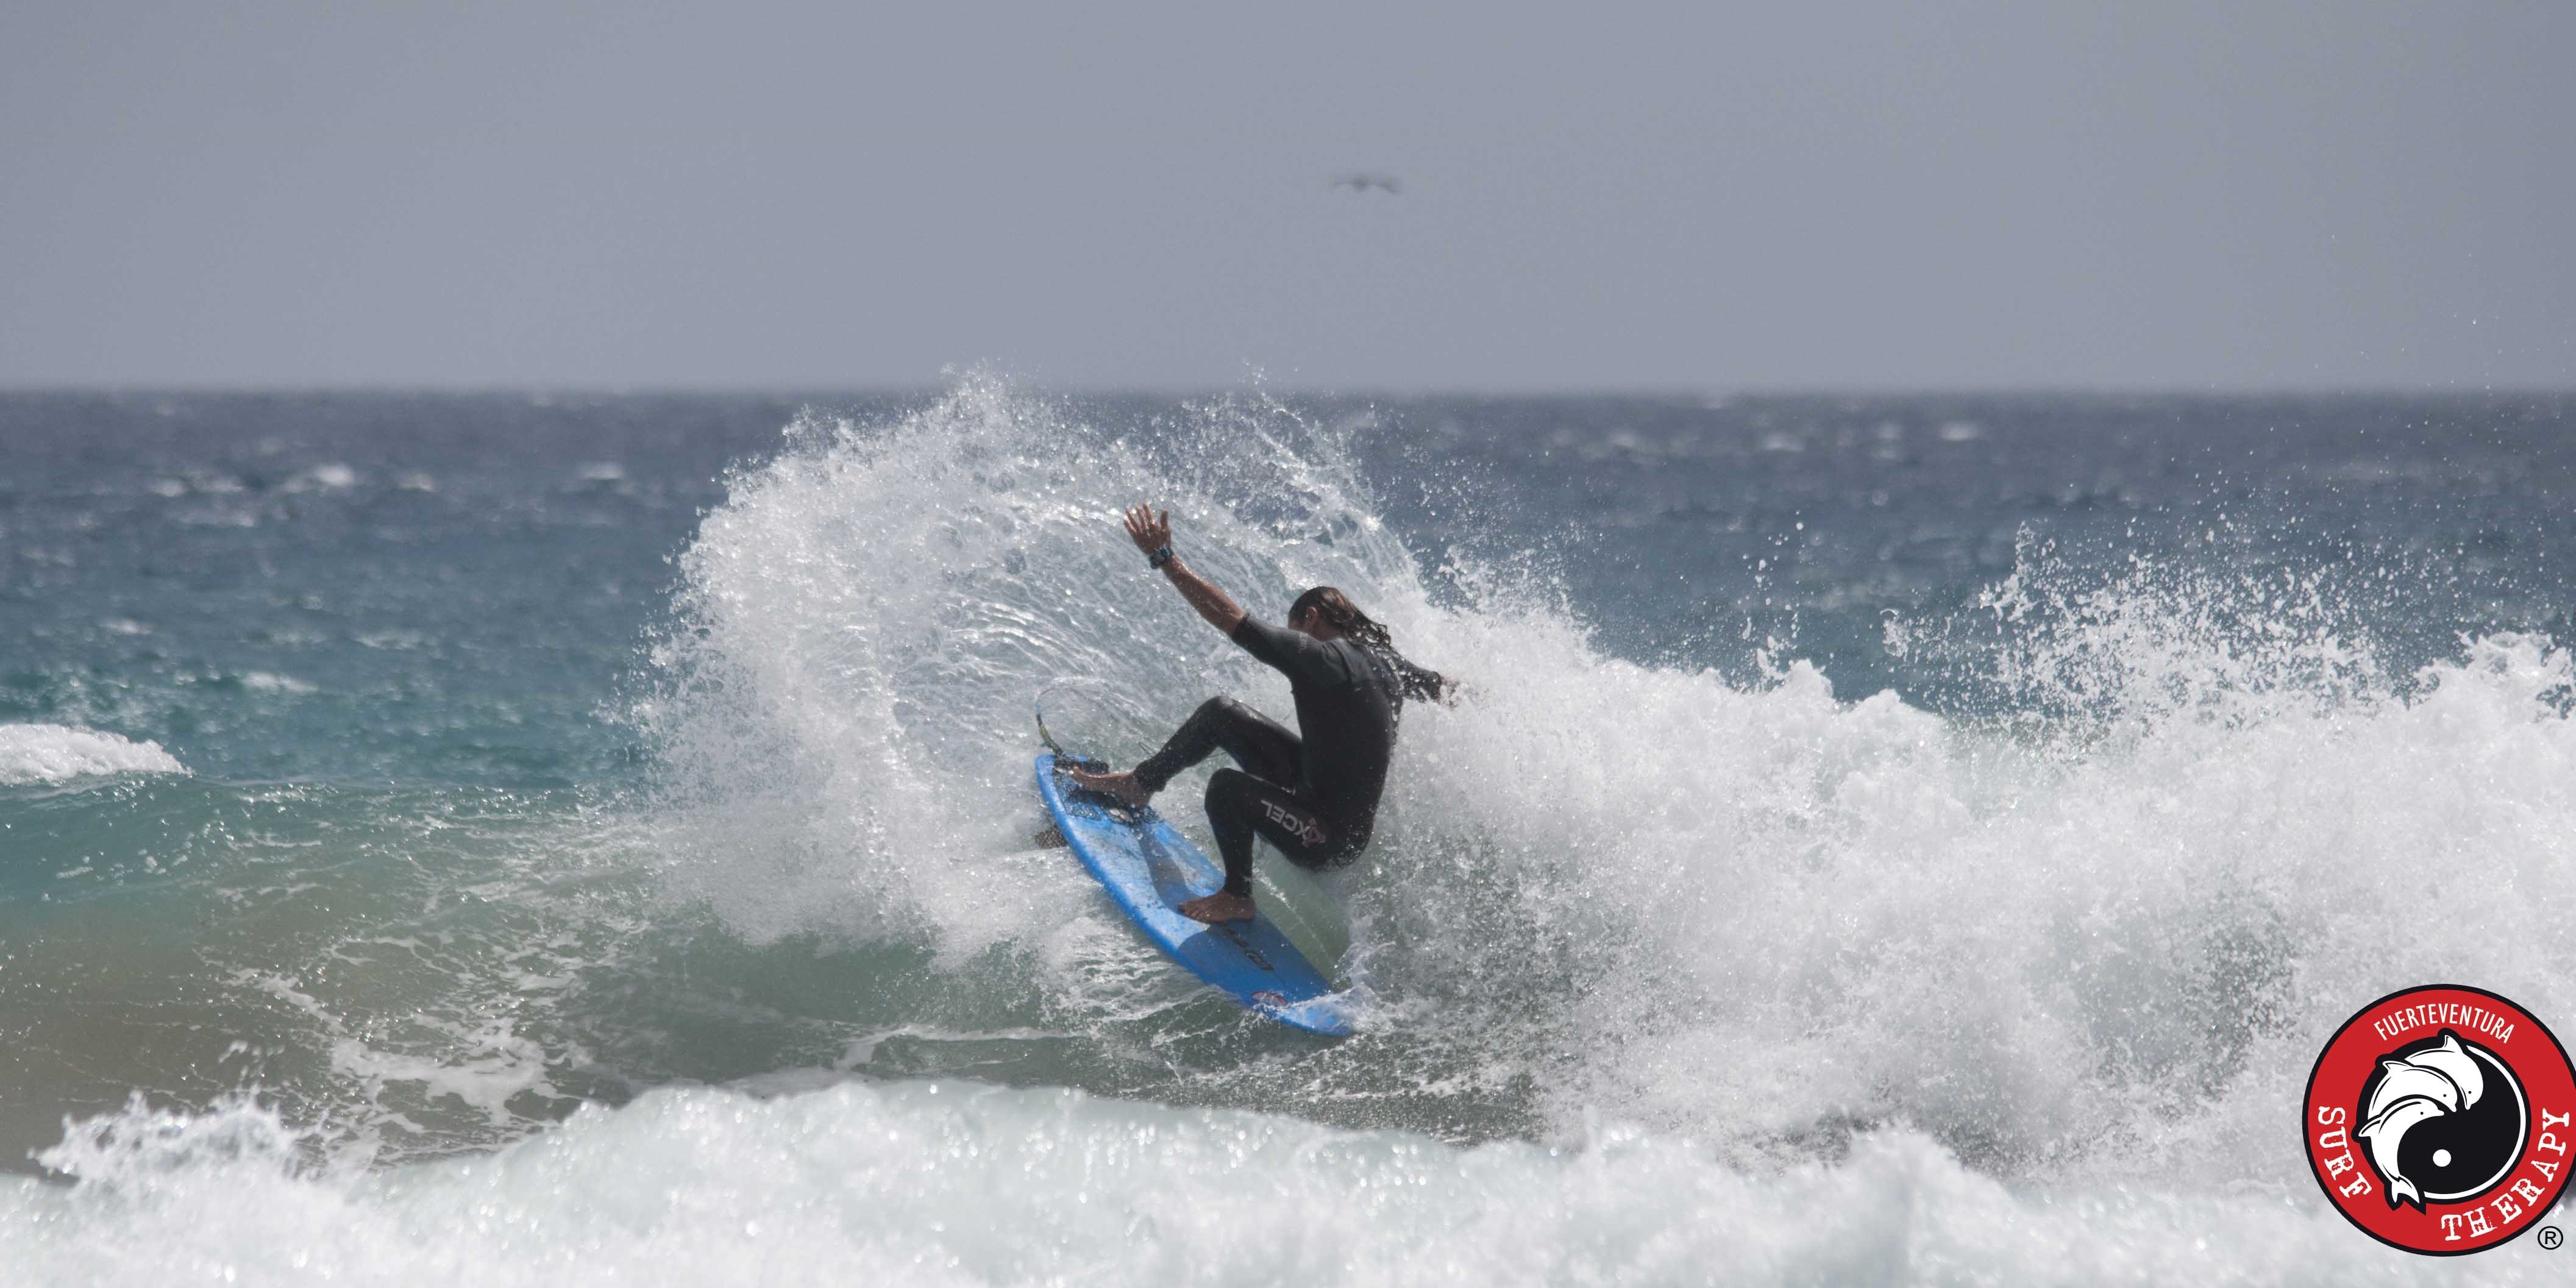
[1122,503,1244,634]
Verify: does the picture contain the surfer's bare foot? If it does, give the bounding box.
[1178,892,1254,923]
[1065,766,1151,808]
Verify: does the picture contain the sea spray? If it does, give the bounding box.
[633,377,1427,959]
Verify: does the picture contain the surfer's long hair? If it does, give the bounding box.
[1289,586,1395,655]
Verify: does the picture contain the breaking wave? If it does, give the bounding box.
[0,724,188,786]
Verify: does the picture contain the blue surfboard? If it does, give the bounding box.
[1034,752,1354,1037]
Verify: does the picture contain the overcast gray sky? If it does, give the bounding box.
[4,2,2570,391]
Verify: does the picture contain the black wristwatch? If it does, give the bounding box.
[1148,546,1176,570]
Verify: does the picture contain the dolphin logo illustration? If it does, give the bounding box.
[2356,1032,2488,1210]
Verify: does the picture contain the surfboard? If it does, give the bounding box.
[1034,752,1354,1037]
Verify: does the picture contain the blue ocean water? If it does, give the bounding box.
[3,383,2572,1283]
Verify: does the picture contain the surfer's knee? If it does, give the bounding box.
[1203,769,1259,841]
[1205,766,1249,808]
[1208,767,1276,824]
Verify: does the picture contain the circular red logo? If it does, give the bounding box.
[2305,984,2576,1255]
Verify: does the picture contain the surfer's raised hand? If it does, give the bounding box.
[1121,502,1245,633]
[1122,503,1173,556]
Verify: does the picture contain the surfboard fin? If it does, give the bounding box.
[1033,689,1108,772]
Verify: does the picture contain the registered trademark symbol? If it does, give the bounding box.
[2539,1226,2564,1251]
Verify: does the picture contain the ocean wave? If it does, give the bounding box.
[625,377,2576,1197]
[0,724,188,786]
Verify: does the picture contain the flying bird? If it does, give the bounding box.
[1330,174,1402,195]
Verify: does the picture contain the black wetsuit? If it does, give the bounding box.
[1132,616,1445,898]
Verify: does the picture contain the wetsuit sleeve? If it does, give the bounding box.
[1388,652,1448,703]
[1229,615,1337,685]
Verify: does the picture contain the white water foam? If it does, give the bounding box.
[0,724,188,786]
[1381,592,2576,1188]
[4,1080,2530,1287]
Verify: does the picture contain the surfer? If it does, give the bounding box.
[1067,504,1450,924]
